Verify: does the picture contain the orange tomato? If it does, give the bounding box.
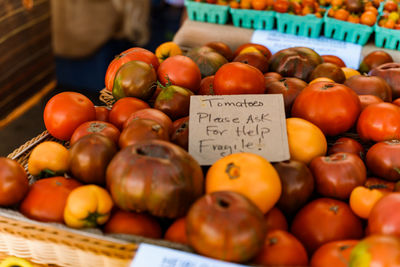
[349,186,384,219]
[164,217,188,244]
[286,118,327,164]
[251,0,267,10]
[240,0,252,8]
[347,14,360,24]
[364,5,379,16]
[205,152,281,214]
[360,11,377,26]
[330,0,343,6]
[334,9,350,21]
[253,230,309,266]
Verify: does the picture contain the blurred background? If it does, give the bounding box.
[0,0,185,156]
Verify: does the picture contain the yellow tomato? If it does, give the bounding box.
[206,152,281,214]
[155,41,182,63]
[309,77,335,85]
[0,256,33,267]
[286,117,327,164]
[238,46,264,56]
[27,141,69,177]
[341,67,361,80]
[349,186,384,219]
[64,185,113,228]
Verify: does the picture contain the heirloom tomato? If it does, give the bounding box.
[105,47,159,92]
[213,62,265,95]
[164,217,188,244]
[291,198,363,254]
[108,97,149,130]
[253,229,308,266]
[286,118,327,164]
[291,82,361,136]
[368,192,400,237]
[157,55,201,93]
[349,186,384,219]
[186,191,266,263]
[104,210,162,239]
[366,140,400,181]
[69,121,120,146]
[310,152,367,200]
[349,235,400,267]
[0,158,29,206]
[206,152,281,214]
[43,92,96,141]
[27,141,69,178]
[357,102,400,142]
[310,240,358,267]
[64,185,113,228]
[327,137,364,158]
[20,177,81,223]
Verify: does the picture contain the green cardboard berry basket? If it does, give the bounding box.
[275,12,324,38]
[230,8,276,30]
[323,8,373,45]
[374,2,400,50]
[184,0,230,24]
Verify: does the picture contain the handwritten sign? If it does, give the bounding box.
[250,30,362,69]
[188,95,290,165]
[130,243,249,267]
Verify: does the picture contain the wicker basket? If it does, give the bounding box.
[5,130,192,267]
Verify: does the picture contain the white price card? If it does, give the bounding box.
[188,94,290,165]
[130,243,250,267]
[250,30,362,69]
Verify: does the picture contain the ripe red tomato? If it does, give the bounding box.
[310,240,358,267]
[253,229,309,266]
[356,102,400,142]
[368,192,400,237]
[291,82,361,136]
[213,62,265,95]
[104,210,162,239]
[104,47,159,91]
[366,140,400,181]
[327,137,365,158]
[19,177,82,223]
[43,92,96,141]
[349,235,400,266]
[69,121,120,146]
[198,75,215,95]
[291,198,363,254]
[0,158,29,206]
[95,106,110,122]
[310,152,367,200]
[321,55,346,68]
[108,97,150,130]
[157,55,201,93]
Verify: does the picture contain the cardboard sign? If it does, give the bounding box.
[188,95,290,165]
[130,243,249,267]
[250,30,362,69]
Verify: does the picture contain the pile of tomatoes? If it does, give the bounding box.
[378,0,400,29]
[2,40,400,266]
[327,0,381,25]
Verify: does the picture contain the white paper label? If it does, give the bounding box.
[250,30,362,69]
[188,94,290,165]
[130,243,249,267]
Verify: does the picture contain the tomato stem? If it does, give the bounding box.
[225,162,240,179]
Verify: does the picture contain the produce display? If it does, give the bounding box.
[3,41,400,266]
[378,0,400,29]
[327,0,379,26]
